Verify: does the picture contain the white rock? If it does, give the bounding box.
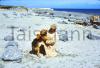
[2,41,22,62]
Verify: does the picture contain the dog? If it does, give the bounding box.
[30,33,46,57]
[29,34,45,56]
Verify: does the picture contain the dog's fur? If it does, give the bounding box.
[29,34,46,56]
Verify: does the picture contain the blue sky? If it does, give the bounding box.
[0,0,100,9]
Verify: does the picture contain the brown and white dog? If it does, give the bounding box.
[30,29,48,57]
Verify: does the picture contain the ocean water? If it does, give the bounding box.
[53,9,100,15]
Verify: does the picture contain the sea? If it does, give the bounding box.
[53,9,100,15]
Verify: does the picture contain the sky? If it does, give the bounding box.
[0,0,100,9]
